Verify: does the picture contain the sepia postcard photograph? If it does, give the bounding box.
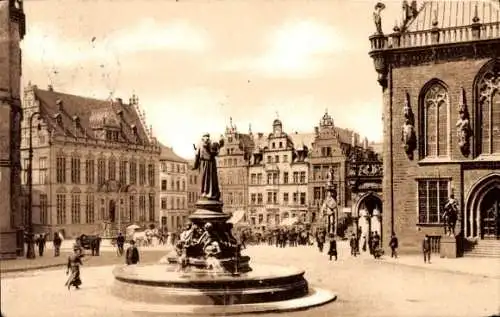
[0,0,499,316]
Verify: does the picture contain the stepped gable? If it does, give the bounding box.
[404,0,500,32]
[160,144,187,163]
[34,88,150,144]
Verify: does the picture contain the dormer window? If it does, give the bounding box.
[53,113,62,125]
[56,99,63,112]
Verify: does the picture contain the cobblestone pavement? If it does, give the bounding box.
[1,243,499,317]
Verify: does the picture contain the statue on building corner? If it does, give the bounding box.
[456,88,472,157]
[401,92,417,160]
[442,194,459,236]
[373,2,386,34]
[192,133,224,201]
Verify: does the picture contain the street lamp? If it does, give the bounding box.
[26,111,41,259]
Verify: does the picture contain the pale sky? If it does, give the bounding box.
[21,0,404,159]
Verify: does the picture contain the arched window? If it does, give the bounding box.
[476,59,500,155]
[420,81,449,158]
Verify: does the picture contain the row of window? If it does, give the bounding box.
[22,157,156,187]
[419,74,500,158]
[188,175,198,185]
[160,179,186,192]
[249,171,307,185]
[249,192,307,205]
[250,213,308,226]
[266,154,289,164]
[160,162,186,174]
[223,192,245,205]
[160,197,187,210]
[187,192,199,204]
[52,194,156,225]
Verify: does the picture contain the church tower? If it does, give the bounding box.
[0,0,26,259]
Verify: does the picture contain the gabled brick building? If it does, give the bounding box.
[21,84,161,239]
[369,0,500,256]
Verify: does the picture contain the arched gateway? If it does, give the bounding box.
[465,174,500,240]
[355,192,383,239]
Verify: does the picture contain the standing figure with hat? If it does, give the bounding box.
[65,245,84,290]
[327,233,338,261]
[125,240,140,265]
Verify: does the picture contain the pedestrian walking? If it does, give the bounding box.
[389,232,399,258]
[65,247,84,290]
[53,232,62,257]
[116,232,125,256]
[125,240,140,265]
[327,234,337,261]
[38,233,46,256]
[361,234,367,252]
[422,234,431,264]
[349,233,358,257]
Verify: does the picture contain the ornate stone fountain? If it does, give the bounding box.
[111,133,336,315]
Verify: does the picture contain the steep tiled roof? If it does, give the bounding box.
[33,87,151,145]
[405,0,500,32]
[289,132,315,149]
[160,145,187,163]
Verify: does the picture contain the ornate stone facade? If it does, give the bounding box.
[159,146,188,232]
[217,119,253,218]
[369,0,500,256]
[20,84,161,239]
[0,0,25,259]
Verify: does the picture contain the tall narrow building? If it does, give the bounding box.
[0,0,26,259]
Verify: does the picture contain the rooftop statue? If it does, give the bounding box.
[373,2,386,34]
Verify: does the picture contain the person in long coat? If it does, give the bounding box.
[125,240,140,265]
[327,234,338,261]
[65,248,84,290]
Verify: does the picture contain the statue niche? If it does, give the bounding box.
[401,92,417,160]
[456,88,472,157]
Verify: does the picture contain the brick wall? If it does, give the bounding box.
[383,58,495,254]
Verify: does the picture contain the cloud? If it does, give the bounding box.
[218,20,345,78]
[21,18,209,67]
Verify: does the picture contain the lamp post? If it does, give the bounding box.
[26,111,41,259]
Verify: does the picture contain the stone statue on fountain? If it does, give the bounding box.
[167,133,251,274]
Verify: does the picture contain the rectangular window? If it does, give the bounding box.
[251,173,256,185]
[161,198,167,209]
[85,194,95,224]
[267,155,272,163]
[273,192,277,204]
[139,163,146,185]
[71,157,80,184]
[300,192,306,205]
[85,159,95,184]
[161,180,167,191]
[139,195,146,221]
[148,164,155,187]
[267,192,272,204]
[148,193,155,222]
[108,159,116,181]
[161,163,167,173]
[129,196,136,222]
[97,159,106,185]
[293,192,298,203]
[293,172,299,183]
[129,161,137,185]
[283,155,288,162]
[283,192,289,204]
[39,157,48,185]
[39,194,48,224]
[56,194,66,224]
[71,194,81,224]
[119,161,127,185]
[418,179,449,224]
[300,171,306,184]
[56,157,66,184]
[257,193,263,204]
[267,173,272,184]
[275,155,279,163]
[313,166,321,180]
[251,194,256,205]
[283,172,289,184]
[272,172,278,184]
[257,173,262,184]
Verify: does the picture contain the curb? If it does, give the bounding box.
[1,262,67,274]
[369,258,500,279]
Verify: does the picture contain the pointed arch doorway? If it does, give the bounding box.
[465,174,500,240]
